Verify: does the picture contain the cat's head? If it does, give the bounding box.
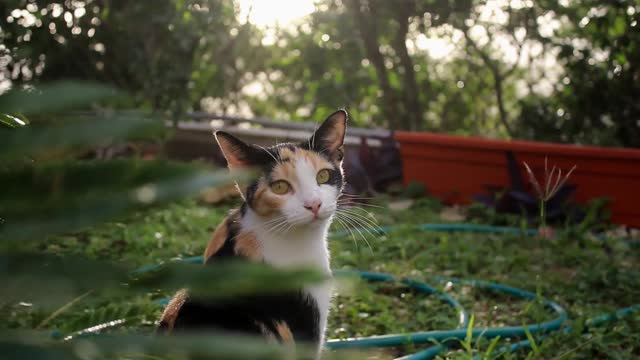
[215,110,347,227]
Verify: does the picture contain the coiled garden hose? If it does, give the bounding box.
[324,272,567,360]
[62,223,639,359]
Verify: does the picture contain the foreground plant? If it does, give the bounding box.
[0,82,332,360]
[523,158,576,238]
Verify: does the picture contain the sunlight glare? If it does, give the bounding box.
[414,34,456,60]
[238,0,316,28]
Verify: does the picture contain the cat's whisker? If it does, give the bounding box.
[262,215,287,225]
[338,194,376,199]
[336,213,373,254]
[282,221,298,235]
[261,218,284,227]
[264,215,298,234]
[336,211,382,238]
[333,200,384,233]
[336,210,385,238]
[337,196,377,202]
[336,207,383,229]
[337,201,384,209]
[263,220,284,229]
[333,216,359,250]
[337,204,379,218]
[334,214,359,248]
[265,220,289,234]
[278,216,303,233]
[338,194,377,200]
[338,198,379,203]
[310,121,321,150]
[260,215,286,230]
[270,224,290,235]
[256,144,280,163]
[271,213,310,235]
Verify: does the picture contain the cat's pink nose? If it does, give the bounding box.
[304,200,322,216]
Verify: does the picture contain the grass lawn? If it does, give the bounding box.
[4,196,639,359]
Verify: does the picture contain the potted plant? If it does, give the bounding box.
[395,131,640,227]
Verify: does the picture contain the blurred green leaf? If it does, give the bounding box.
[0,113,29,128]
[0,82,116,115]
[0,115,164,162]
[609,17,626,37]
[0,160,245,243]
[0,254,127,308]
[2,327,367,360]
[0,341,74,360]
[132,261,327,299]
[0,331,300,360]
[0,255,324,309]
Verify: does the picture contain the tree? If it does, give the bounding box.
[1,1,264,119]
[343,0,473,131]
[344,0,402,129]
[519,0,640,147]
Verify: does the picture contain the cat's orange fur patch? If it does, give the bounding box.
[158,288,188,333]
[275,321,294,343]
[252,183,283,216]
[204,219,228,260]
[304,150,333,172]
[234,231,261,260]
[272,161,295,180]
[277,147,296,162]
[271,149,334,185]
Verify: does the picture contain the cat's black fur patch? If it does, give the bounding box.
[300,110,347,162]
[172,212,322,345]
[205,215,239,261]
[171,290,321,344]
[244,181,260,210]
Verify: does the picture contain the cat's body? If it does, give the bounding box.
[158,110,348,357]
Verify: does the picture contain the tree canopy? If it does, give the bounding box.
[2,0,639,146]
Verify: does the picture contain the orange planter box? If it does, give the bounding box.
[395,131,640,228]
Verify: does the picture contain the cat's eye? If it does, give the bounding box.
[270,180,290,195]
[316,169,331,184]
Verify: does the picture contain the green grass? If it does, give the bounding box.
[3,196,639,359]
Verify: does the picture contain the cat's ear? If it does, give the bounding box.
[215,131,263,169]
[309,109,347,161]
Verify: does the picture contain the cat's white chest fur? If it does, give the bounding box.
[241,209,333,347]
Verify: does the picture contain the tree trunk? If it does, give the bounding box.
[462,30,515,137]
[345,0,401,130]
[493,75,512,137]
[391,1,423,130]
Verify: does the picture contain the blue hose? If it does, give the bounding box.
[64,223,639,359]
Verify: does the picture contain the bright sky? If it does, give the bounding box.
[237,0,316,28]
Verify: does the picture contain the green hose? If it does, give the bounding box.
[325,273,567,360]
[330,223,539,239]
[63,223,639,359]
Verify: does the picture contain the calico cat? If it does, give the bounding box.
[157,110,347,357]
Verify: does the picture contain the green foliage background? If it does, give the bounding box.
[2,0,639,146]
